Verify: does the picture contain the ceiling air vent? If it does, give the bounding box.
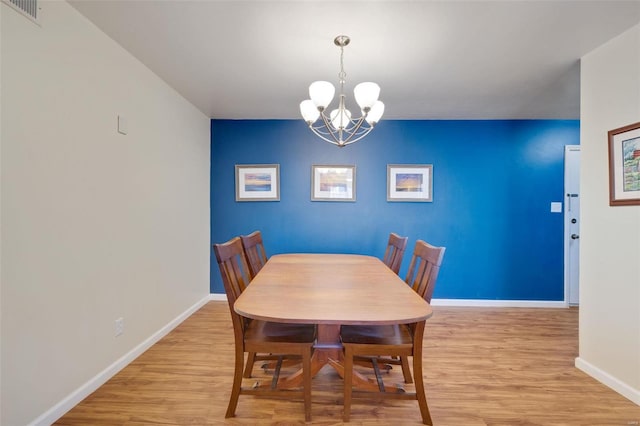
[2,0,39,24]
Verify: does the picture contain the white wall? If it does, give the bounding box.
[0,1,211,424]
[578,24,640,404]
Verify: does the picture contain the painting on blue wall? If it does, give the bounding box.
[608,122,640,206]
[235,164,280,201]
[387,164,433,202]
[311,165,356,202]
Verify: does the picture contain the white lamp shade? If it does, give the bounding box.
[330,108,352,130]
[309,81,335,109]
[300,100,320,123]
[354,82,380,110]
[365,101,384,125]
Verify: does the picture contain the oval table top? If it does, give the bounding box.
[234,253,433,326]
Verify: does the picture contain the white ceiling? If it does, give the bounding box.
[68,1,640,120]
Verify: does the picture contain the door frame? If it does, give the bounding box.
[563,145,580,305]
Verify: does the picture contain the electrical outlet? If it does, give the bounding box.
[115,317,124,337]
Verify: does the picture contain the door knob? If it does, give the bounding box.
[571,234,580,240]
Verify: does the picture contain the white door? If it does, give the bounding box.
[564,145,580,305]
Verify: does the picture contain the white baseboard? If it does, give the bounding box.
[30,295,212,426]
[207,293,567,308]
[430,298,568,308]
[575,357,640,406]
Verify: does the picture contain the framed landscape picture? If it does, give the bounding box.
[311,165,356,201]
[235,164,280,201]
[387,164,433,202]
[608,122,640,206]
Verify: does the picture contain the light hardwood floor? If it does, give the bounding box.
[56,302,640,425]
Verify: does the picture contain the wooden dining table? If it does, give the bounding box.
[233,253,433,391]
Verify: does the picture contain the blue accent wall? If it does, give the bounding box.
[211,119,579,300]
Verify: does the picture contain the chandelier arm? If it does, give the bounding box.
[307,125,342,146]
[340,127,374,146]
[309,125,336,137]
[311,122,372,138]
[317,110,344,144]
[343,117,370,132]
[310,113,374,145]
[345,116,368,139]
[351,124,373,136]
[331,116,368,145]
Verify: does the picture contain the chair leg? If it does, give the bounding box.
[400,355,413,383]
[243,351,257,378]
[302,347,312,422]
[412,352,433,425]
[343,345,353,422]
[225,347,245,418]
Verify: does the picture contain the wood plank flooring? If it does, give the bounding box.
[56,302,640,425]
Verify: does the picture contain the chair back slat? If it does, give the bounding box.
[405,240,446,303]
[382,232,409,275]
[213,237,252,333]
[241,230,268,278]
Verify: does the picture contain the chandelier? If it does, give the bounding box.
[300,35,384,148]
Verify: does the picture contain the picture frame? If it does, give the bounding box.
[235,164,280,202]
[311,165,356,202]
[387,164,433,202]
[608,122,640,206]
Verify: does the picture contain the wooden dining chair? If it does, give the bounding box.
[382,232,408,275]
[241,230,268,278]
[340,240,446,425]
[239,231,306,379]
[213,237,316,421]
[240,230,269,377]
[354,232,408,375]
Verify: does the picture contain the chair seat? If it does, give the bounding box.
[341,324,412,346]
[246,321,316,344]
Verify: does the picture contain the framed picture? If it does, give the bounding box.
[311,165,356,202]
[387,164,433,202]
[235,164,280,202]
[608,122,640,206]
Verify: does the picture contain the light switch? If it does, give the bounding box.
[117,115,128,135]
[550,202,562,213]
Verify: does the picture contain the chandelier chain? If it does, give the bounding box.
[339,44,346,84]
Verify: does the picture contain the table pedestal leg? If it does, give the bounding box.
[261,324,403,392]
[274,324,340,388]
